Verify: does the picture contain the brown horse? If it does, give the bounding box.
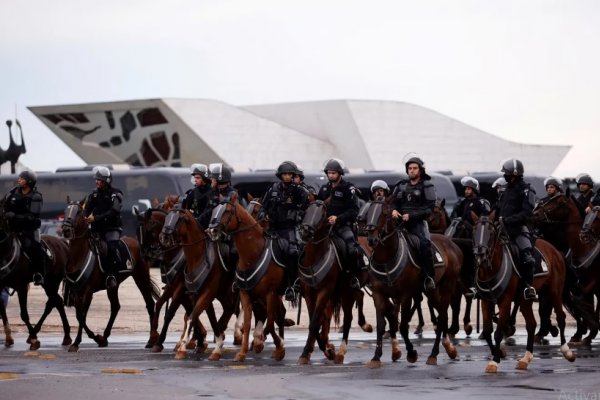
[208,192,287,362]
[532,194,598,344]
[61,200,161,352]
[136,195,225,352]
[0,204,72,349]
[295,200,372,364]
[363,195,462,368]
[159,201,239,360]
[472,213,575,372]
[576,204,600,342]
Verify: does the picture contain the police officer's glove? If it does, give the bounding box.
[5,212,15,220]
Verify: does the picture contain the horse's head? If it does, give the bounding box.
[428,198,448,234]
[531,194,570,226]
[298,200,328,243]
[472,212,498,270]
[136,205,168,260]
[61,200,87,240]
[580,206,600,244]
[207,192,243,241]
[363,195,395,248]
[159,201,200,248]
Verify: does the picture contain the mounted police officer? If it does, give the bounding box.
[209,163,236,200]
[84,166,124,289]
[391,157,437,292]
[450,176,491,225]
[538,177,563,205]
[293,165,317,197]
[182,164,218,229]
[260,161,309,301]
[371,180,390,200]
[3,170,45,285]
[317,158,362,289]
[575,173,595,213]
[496,159,538,301]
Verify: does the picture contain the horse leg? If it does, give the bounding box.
[428,300,438,330]
[481,300,498,373]
[439,293,458,362]
[234,290,252,362]
[233,307,244,346]
[206,302,219,343]
[70,292,99,351]
[132,269,159,349]
[175,313,195,359]
[97,288,122,347]
[463,295,473,336]
[516,300,536,370]
[400,299,418,363]
[447,290,461,338]
[534,297,553,344]
[355,289,372,332]
[150,284,174,349]
[335,292,355,364]
[367,292,390,369]
[50,289,73,346]
[300,293,326,364]
[553,293,576,362]
[267,292,285,361]
[15,287,41,350]
[153,293,183,352]
[0,301,13,347]
[489,300,512,372]
[507,300,519,339]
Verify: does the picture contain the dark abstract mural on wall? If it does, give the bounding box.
[41,108,181,167]
[0,120,27,174]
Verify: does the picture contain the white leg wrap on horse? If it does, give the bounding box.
[340,341,347,355]
[520,351,533,363]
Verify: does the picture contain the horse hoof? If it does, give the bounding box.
[507,326,516,337]
[446,345,458,360]
[29,340,40,351]
[284,318,296,327]
[367,359,382,369]
[383,331,390,339]
[569,335,582,344]
[68,345,79,353]
[413,325,424,336]
[186,340,197,350]
[298,355,310,365]
[407,349,418,363]
[426,356,437,366]
[254,342,265,354]
[234,353,246,362]
[500,348,507,359]
[505,337,516,346]
[448,333,455,341]
[361,324,373,333]
[5,338,14,347]
[26,336,32,344]
[516,360,529,370]
[534,336,549,346]
[485,361,498,373]
[549,325,559,337]
[62,337,73,346]
[196,342,208,353]
[566,352,577,362]
[464,324,473,336]
[271,349,285,361]
[152,344,164,353]
[391,348,401,362]
[233,335,242,346]
[208,352,222,361]
[175,351,188,360]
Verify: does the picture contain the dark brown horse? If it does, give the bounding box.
[472,213,575,372]
[0,204,72,349]
[160,201,239,360]
[61,200,161,352]
[295,200,372,364]
[532,194,598,344]
[208,192,287,362]
[364,195,462,368]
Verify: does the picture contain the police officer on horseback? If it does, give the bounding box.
[539,177,563,204]
[260,161,309,301]
[3,170,45,285]
[451,176,491,224]
[317,158,362,289]
[182,164,218,229]
[497,159,538,301]
[575,173,595,213]
[371,180,390,199]
[84,166,124,289]
[209,163,236,200]
[391,157,437,292]
[293,165,317,197]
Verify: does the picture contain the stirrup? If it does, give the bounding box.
[105,275,117,289]
[523,286,538,301]
[32,273,44,286]
[424,276,436,292]
[465,287,477,298]
[284,287,297,302]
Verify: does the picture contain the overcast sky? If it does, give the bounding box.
[1,0,598,178]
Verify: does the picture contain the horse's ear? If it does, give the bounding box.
[246,193,254,202]
[441,198,446,208]
[66,195,71,204]
[153,196,160,208]
[230,191,239,203]
[175,194,180,203]
[307,193,315,203]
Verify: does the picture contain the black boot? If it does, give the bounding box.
[521,251,538,301]
[31,246,46,286]
[421,254,436,292]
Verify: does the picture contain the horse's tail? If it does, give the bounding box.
[562,267,599,331]
[149,275,162,302]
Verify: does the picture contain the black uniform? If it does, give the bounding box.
[496,179,536,286]
[317,179,361,261]
[392,178,437,280]
[3,186,45,278]
[591,191,600,207]
[299,181,317,197]
[451,196,491,226]
[216,185,237,200]
[84,185,124,275]
[577,190,596,210]
[182,184,218,229]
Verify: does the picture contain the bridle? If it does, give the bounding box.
[580,206,600,244]
[472,216,502,271]
[208,198,258,242]
[160,204,207,248]
[364,198,400,249]
[533,194,569,225]
[61,202,89,241]
[298,200,332,245]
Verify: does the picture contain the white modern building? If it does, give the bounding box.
[29,99,571,175]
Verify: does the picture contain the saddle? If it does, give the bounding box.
[403,231,444,269]
[92,239,134,274]
[506,243,549,278]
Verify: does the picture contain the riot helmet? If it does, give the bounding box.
[501,158,525,177]
[544,176,563,192]
[404,156,431,180]
[18,170,37,187]
[93,166,112,184]
[460,176,480,193]
[370,180,390,194]
[576,173,594,188]
[323,158,345,175]
[209,163,232,184]
[276,161,298,179]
